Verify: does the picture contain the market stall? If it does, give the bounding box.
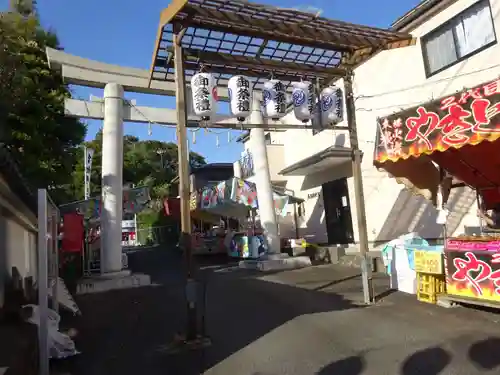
[164,196,226,254]
[374,78,500,307]
[194,177,265,258]
[192,177,302,258]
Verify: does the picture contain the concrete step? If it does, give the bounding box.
[301,244,385,272]
[337,254,363,268]
[76,272,151,295]
[239,254,312,271]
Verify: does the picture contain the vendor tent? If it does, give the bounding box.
[163,197,221,224]
[194,177,298,219]
[198,178,258,218]
[374,79,500,209]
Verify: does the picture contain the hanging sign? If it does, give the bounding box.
[228,75,252,122]
[273,194,289,217]
[374,79,500,163]
[191,72,217,121]
[239,151,254,179]
[261,79,286,120]
[230,178,258,208]
[83,147,94,200]
[292,81,314,123]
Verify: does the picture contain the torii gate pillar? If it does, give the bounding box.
[101,83,126,274]
[249,97,280,254]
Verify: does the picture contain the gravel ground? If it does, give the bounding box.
[53,248,500,375]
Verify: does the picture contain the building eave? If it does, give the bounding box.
[392,0,459,32]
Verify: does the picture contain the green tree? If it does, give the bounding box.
[0,2,86,202]
[70,132,206,202]
[69,133,206,234]
[9,0,36,16]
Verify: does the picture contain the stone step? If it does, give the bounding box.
[76,273,151,295]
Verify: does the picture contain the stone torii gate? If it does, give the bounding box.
[46,48,243,275]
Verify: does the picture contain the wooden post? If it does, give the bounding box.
[173,30,197,340]
[344,72,374,305]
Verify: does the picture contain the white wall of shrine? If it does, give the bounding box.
[264,0,500,246]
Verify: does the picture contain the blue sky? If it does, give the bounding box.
[1,0,421,163]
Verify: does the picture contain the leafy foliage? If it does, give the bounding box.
[70,130,206,202]
[0,3,86,203]
[1,0,208,213]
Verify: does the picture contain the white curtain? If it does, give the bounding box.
[454,1,495,57]
[425,0,494,73]
[424,28,457,73]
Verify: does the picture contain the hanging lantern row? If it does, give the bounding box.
[191,72,344,126]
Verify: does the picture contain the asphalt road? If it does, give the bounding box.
[57,248,500,375]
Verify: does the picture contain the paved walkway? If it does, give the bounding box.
[57,249,500,375]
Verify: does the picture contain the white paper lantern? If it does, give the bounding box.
[228,75,252,122]
[292,81,314,123]
[320,86,343,125]
[261,79,286,120]
[191,72,217,121]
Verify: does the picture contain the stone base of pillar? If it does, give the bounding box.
[97,270,132,279]
[238,255,312,272]
[76,273,151,295]
[259,253,290,261]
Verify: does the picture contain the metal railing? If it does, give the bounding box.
[37,188,60,375]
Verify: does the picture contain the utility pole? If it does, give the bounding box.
[344,72,374,305]
[173,28,198,341]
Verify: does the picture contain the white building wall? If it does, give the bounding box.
[275,0,500,245]
[0,176,38,308]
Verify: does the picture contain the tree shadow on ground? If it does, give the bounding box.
[400,347,451,375]
[316,355,365,375]
[57,248,365,375]
[468,337,500,371]
[315,347,451,375]
[317,337,500,375]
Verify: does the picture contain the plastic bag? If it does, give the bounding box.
[381,233,428,274]
[23,304,80,359]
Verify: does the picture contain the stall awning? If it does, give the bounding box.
[279,146,356,176]
[373,78,500,208]
[195,178,258,218]
[164,197,221,223]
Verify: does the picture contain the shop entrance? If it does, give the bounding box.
[322,178,354,244]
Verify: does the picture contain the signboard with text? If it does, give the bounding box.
[374,79,500,163]
[445,250,500,303]
[414,250,443,275]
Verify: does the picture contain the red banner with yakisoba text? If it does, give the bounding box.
[446,249,500,303]
[374,79,500,163]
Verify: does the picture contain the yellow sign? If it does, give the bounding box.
[414,250,443,274]
[190,192,198,211]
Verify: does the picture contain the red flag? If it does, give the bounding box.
[164,198,180,217]
[61,213,84,253]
